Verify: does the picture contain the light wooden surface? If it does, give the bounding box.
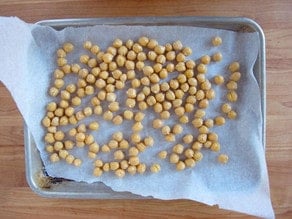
[0,0,291,218]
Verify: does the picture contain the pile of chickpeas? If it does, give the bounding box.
[42,35,241,178]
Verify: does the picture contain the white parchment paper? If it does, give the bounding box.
[0,17,274,218]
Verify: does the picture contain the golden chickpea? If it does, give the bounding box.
[125,60,135,70]
[175,62,186,72]
[199,125,209,134]
[57,48,66,58]
[192,141,203,151]
[158,151,167,159]
[53,69,64,79]
[94,105,103,115]
[54,141,64,151]
[159,68,168,79]
[102,163,110,171]
[119,139,129,149]
[212,36,222,46]
[173,144,184,154]
[165,90,176,101]
[136,142,146,152]
[152,119,163,129]
[154,45,166,55]
[138,101,148,111]
[113,150,125,160]
[150,163,161,173]
[71,96,81,106]
[46,112,54,119]
[227,90,238,102]
[197,133,207,143]
[123,110,134,120]
[115,169,125,178]
[143,65,154,76]
[44,133,55,144]
[89,142,99,153]
[49,87,59,97]
[169,153,180,164]
[132,43,143,53]
[137,163,146,174]
[160,111,170,120]
[218,154,229,164]
[128,156,139,166]
[63,42,74,53]
[42,117,51,128]
[112,115,123,125]
[132,122,143,132]
[179,115,189,124]
[103,110,113,121]
[105,84,115,93]
[176,53,185,62]
[214,116,226,126]
[193,151,203,161]
[128,147,139,156]
[229,61,240,72]
[166,63,174,73]
[205,89,215,100]
[101,144,110,153]
[204,119,214,128]
[204,141,212,148]
[147,39,158,49]
[88,151,96,159]
[175,161,185,171]
[201,80,211,90]
[120,160,129,170]
[198,99,209,109]
[136,61,145,70]
[153,103,162,113]
[197,63,207,74]
[146,95,156,106]
[131,133,141,143]
[185,158,196,167]
[127,165,137,175]
[166,51,175,61]
[94,159,103,168]
[85,134,95,145]
[110,162,119,171]
[210,142,220,152]
[183,134,193,144]
[212,52,223,62]
[171,124,182,135]
[62,64,71,73]
[156,54,166,64]
[149,73,160,83]
[184,103,194,112]
[174,106,185,117]
[186,95,197,104]
[108,102,119,112]
[230,72,241,81]
[165,134,176,142]
[95,79,106,89]
[50,153,60,162]
[68,116,77,125]
[172,99,183,110]
[226,80,238,90]
[161,125,171,135]
[126,98,136,108]
[162,101,172,111]
[221,103,232,113]
[93,167,103,177]
[227,110,237,119]
[172,40,182,51]
[207,132,218,142]
[57,57,67,67]
[59,116,69,126]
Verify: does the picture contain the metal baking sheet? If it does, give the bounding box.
[25,16,266,198]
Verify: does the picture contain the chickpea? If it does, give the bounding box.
[136,61,145,71]
[174,106,185,117]
[114,150,125,160]
[85,134,95,145]
[44,133,55,144]
[102,163,110,171]
[196,74,206,83]
[166,63,175,73]
[88,151,96,159]
[93,167,103,177]
[230,72,241,81]
[103,110,113,121]
[152,119,163,129]
[186,95,197,104]
[131,133,141,143]
[212,36,222,46]
[160,111,170,120]
[198,125,209,134]
[115,169,125,178]
[193,151,203,161]
[132,122,143,132]
[89,142,99,153]
[159,69,168,79]
[201,80,211,90]
[204,119,214,128]
[112,115,123,125]
[226,90,238,102]
[127,165,137,175]
[50,153,60,162]
[137,142,147,152]
[57,48,66,58]
[183,134,193,144]
[185,103,194,113]
[228,61,240,72]
[166,51,176,61]
[49,87,59,97]
[197,63,207,74]
[57,58,67,67]
[172,124,183,134]
[150,163,161,173]
[154,45,165,55]
[68,116,77,125]
[210,142,220,152]
[129,147,139,156]
[192,141,203,151]
[165,90,175,101]
[193,117,205,127]
[155,93,165,103]
[110,162,119,171]
[94,105,103,115]
[162,101,172,110]
[120,160,129,170]
[214,116,226,126]
[173,144,184,154]
[123,110,134,120]
[221,103,232,113]
[197,133,207,143]
[119,139,129,149]
[147,39,158,49]
[149,73,160,83]
[101,144,110,153]
[42,117,51,127]
[185,158,196,167]
[198,99,209,109]
[128,156,140,166]
[165,134,176,142]
[169,153,179,164]
[227,110,237,119]
[127,50,137,61]
[108,102,119,112]
[196,90,205,100]
[132,43,143,53]
[156,54,166,64]
[212,52,222,62]
[205,89,215,100]
[71,96,82,106]
[126,98,136,108]
[158,150,167,159]
[146,95,156,106]
[175,62,186,72]
[176,161,186,171]
[201,55,211,64]
[54,141,64,151]
[153,103,163,113]
[204,141,212,148]
[137,163,146,174]
[218,154,229,164]
[172,40,183,51]
[179,115,189,124]
[161,125,171,135]
[62,64,71,73]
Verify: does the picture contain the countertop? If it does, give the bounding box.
[0,0,291,218]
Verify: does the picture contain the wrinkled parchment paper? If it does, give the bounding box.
[0,17,274,218]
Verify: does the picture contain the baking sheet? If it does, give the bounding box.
[0,16,273,218]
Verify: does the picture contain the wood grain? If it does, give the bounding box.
[0,0,292,218]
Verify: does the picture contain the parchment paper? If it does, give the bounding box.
[0,17,274,218]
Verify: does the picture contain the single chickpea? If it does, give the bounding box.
[228,61,240,72]
[146,95,156,106]
[93,167,103,177]
[162,101,172,110]
[131,133,141,143]
[113,150,125,160]
[115,169,125,178]
[112,115,123,125]
[197,133,207,143]
[147,39,158,49]
[166,63,175,73]
[230,72,241,81]
[154,45,165,55]
[226,80,238,90]
[136,61,145,70]
[201,55,211,64]
[169,153,180,164]
[227,110,237,119]
[166,51,176,61]
[89,142,100,153]
[136,142,146,152]
[88,151,96,159]
[212,36,222,46]
[193,151,203,161]
[102,163,110,172]
[44,133,55,144]
[101,144,110,153]
[214,116,226,126]
[94,159,103,168]
[180,83,190,93]
[158,151,167,159]
[221,103,232,113]
[62,64,71,73]
[119,139,129,149]
[71,96,82,106]
[205,89,215,100]
[156,54,166,64]
[155,93,165,103]
[57,57,67,67]
[126,98,136,108]
[129,147,139,156]
[208,132,218,142]
[132,122,143,132]
[172,124,183,135]
[127,165,137,175]
[176,161,186,171]
[110,162,119,171]
[68,116,77,125]
[172,40,183,51]
[59,116,68,126]
[137,52,147,61]
[54,141,64,151]
[57,48,66,58]
[50,153,60,162]
[85,134,95,145]
[192,141,203,151]
[183,134,194,144]
[150,163,161,173]
[212,52,223,62]
[182,47,192,56]
[108,102,119,112]
[160,111,170,120]
[185,103,194,113]
[152,119,163,129]
[175,62,186,72]
[196,90,205,100]
[186,95,197,104]
[46,112,54,119]
[83,107,92,117]
[94,105,103,115]
[140,77,150,86]
[227,90,238,102]
[179,115,189,124]
[153,103,163,113]
[197,63,207,74]
[185,158,196,167]
[198,99,209,109]
[149,73,160,83]
[201,80,211,90]
[49,87,59,97]
[176,53,186,62]
[46,145,54,153]
[161,125,171,135]
[137,163,146,174]
[204,119,214,128]
[159,68,168,79]
[198,125,209,134]
[42,117,51,128]
[120,160,129,170]
[123,110,134,120]
[54,131,64,141]
[204,141,212,148]
[165,134,176,142]
[174,106,185,117]
[63,42,74,52]
[128,156,140,166]
[103,110,114,121]
[132,43,143,53]
[165,90,176,101]
[210,142,220,152]
[218,154,229,164]
[172,99,183,108]
[185,69,194,79]
[173,144,184,154]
